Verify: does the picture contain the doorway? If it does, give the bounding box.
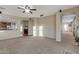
[22,20,28,36]
[61,14,76,44]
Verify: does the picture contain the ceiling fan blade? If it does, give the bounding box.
[28,6,30,9]
[25,5,30,9]
[25,5,28,9]
[30,9,37,11]
[29,11,32,14]
[17,6,24,9]
[23,11,25,13]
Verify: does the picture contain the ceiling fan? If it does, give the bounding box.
[17,5,37,14]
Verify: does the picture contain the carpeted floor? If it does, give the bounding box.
[0,32,79,54]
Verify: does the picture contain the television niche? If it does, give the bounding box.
[0,21,17,30]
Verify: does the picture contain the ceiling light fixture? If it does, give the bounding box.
[25,9,30,13]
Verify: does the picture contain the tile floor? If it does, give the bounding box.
[0,32,79,54]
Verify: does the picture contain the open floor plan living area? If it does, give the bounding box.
[0,5,79,54]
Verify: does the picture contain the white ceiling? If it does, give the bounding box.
[0,5,78,18]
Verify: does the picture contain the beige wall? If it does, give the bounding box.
[33,15,56,39]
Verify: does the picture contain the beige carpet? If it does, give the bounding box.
[0,32,79,54]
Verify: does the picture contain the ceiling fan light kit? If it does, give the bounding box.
[25,9,30,13]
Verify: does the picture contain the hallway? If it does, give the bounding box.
[61,32,79,53]
[62,32,75,45]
